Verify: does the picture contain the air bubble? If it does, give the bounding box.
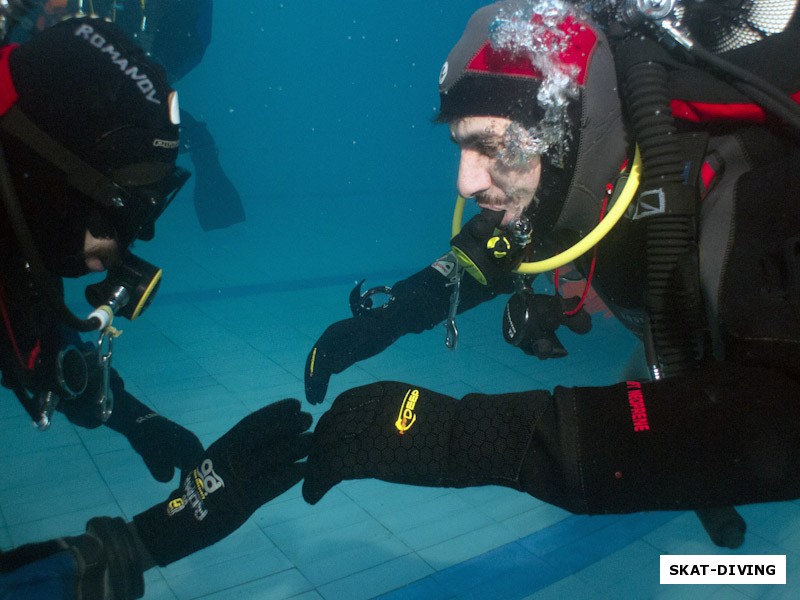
[489,0,585,164]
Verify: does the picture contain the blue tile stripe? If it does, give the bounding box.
[154,270,411,305]
[376,511,680,600]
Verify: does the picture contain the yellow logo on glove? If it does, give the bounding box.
[395,388,420,434]
[167,497,185,516]
[308,347,318,376]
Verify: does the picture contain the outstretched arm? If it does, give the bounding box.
[303,363,800,513]
[1,399,312,599]
[305,253,512,405]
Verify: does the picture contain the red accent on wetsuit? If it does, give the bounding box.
[0,44,19,117]
[0,280,40,373]
[700,161,717,198]
[671,90,800,123]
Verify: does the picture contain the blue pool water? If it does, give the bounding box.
[3,1,800,598]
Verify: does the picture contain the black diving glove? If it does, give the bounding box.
[303,381,542,504]
[0,402,312,595]
[305,316,402,405]
[306,265,481,406]
[450,209,522,286]
[103,370,205,483]
[56,355,203,482]
[133,399,313,567]
[304,366,800,516]
[502,293,592,359]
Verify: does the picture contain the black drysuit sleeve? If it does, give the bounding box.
[369,259,508,337]
[304,362,800,513]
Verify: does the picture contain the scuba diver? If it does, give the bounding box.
[25,0,245,231]
[0,17,312,599]
[302,0,800,550]
[0,11,205,482]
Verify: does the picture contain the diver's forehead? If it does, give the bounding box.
[449,116,513,145]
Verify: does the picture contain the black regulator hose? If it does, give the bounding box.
[622,62,684,184]
[0,142,101,332]
[619,44,705,378]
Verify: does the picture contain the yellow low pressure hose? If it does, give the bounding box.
[451,145,642,275]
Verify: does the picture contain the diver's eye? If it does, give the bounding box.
[463,138,503,159]
[476,140,503,158]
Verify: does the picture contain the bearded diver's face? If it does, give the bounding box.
[450,116,541,226]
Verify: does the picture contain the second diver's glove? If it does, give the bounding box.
[450,209,522,286]
[56,352,204,482]
[133,399,313,567]
[103,370,206,483]
[502,293,592,359]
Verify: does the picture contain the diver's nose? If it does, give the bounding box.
[457,149,492,199]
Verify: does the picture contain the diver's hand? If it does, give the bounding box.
[124,413,206,483]
[59,362,205,482]
[132,399,313,567]
[305,317,379,405]
[303,381,458,504]
[104,371,205,482]
[503,294,592,359]
[305,337,334,405]
[303,381,541,505]
[450,209,522,286]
